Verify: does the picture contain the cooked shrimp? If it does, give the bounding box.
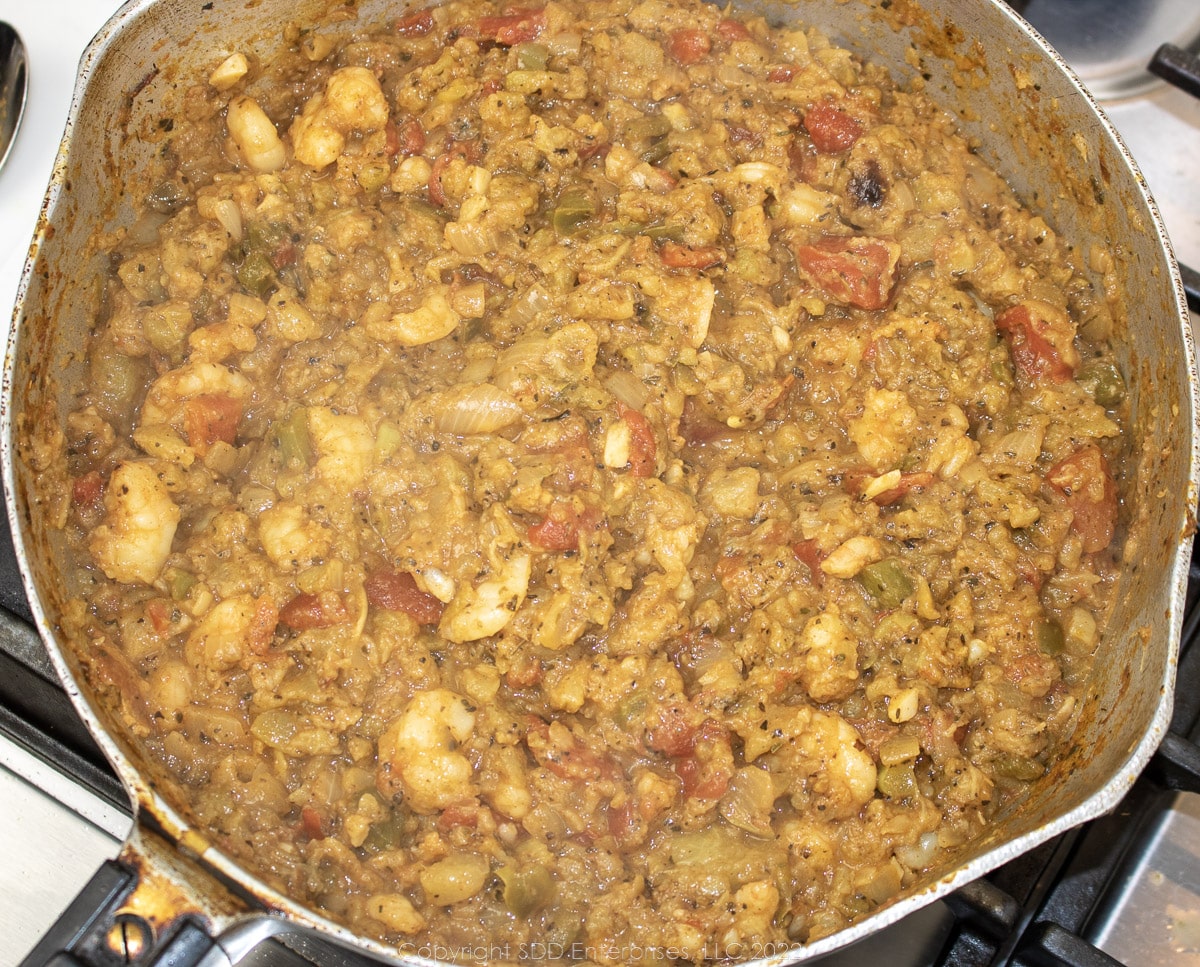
[257,501,334,571]
[184,593,278,673]
[363,286,462,348]
[187,292,264,363]
[87,461,181,585]
[848,387,917,472]
[226,95,286,173]
[745,704,876,820]
[440,551,531,644]
[138,362,254,464]
[376,688,478,814]
[306,407,375,489]
[439,506,532,644]
[290,66,390,169]
[795,609,860,703]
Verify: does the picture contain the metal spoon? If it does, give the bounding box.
[0,21,28,173]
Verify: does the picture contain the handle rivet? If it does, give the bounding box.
[105,914,152,962]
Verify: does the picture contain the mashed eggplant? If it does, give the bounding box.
[54,0,1126,958]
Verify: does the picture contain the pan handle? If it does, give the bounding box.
[18,822,295,967]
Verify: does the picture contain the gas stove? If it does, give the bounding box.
[0,1,1199,965]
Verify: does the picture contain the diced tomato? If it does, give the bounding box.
[525,717,615,781]
[1046,445,1118,553]
[726,123,761,148]
[668,28,711,65]
[388,117,425,158]
[791,539,824,584]
[505,653,544,689]
[767,64,798,83]
[607,798,640,845]
[803,103,863,154]
[995,301,1078,383]
[184,394,242,456]
[616,402,657,477]
[793,235,900,311]
[300,806,326,840]
[527,512,576,552]
[269,238,297,270]
[428,139,480,208]
[437,803,481,831]
[428,153,454,208]
[279,592,348,631]
[477,8,545,45]
[716,18,752,42]
[395,7,435,36]
[644,703,700,757]
[679,397,732,446]
[1018,557,1046,591]
[672,719,733,800]
[72,470,105,509]
[660,241,725,270]
[146,598,173,636]
[787,136,819,183]
[364,568,445,624]
[579,140,613,163]
[247,596,280,655]
[527,502,600,552]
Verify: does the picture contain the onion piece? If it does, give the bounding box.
[894,831,939,870]
[545,31,582,57]
[432,383,524,435]
[196,195,243,242]
[602,368,651,412]
[505,283,551,331]
[718,766,777,837]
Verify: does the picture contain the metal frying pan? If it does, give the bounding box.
[4,0,1197,963]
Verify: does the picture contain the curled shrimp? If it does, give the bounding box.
[184,593,279,674]
[745,704,876,820]
[136,362,253,465]
[439,506,531,644]
[226,95,286,173]
[87,461,181,585]
[290,66,390,169]
[376,688,477,814]
[257,501,334,571]
[362,285,462,348]
[306,407,375,489]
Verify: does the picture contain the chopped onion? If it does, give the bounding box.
[432,383,524,435]
[505,283,551,330]
[894,831,939,870]
[196,195,243,242]
[602,368,651,412]
[545,31,582,57]
[496,333,551,382]
[718,766,777,837]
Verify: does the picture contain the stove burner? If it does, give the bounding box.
[1012,0,1200,100]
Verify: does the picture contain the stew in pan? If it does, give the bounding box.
[42,0,1129,958]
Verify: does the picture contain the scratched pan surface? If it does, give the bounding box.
[3,0,1197,962]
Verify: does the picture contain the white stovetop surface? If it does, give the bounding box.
[0,0,1198,963]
